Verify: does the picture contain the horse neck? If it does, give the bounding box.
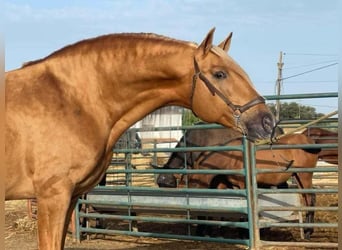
[45,40,195,142]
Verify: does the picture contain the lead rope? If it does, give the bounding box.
[259,110,337,171]
[268,120,286,168]
[255,110,338,146]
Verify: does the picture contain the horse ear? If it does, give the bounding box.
[197,27,216,56]
[218,32,233,52]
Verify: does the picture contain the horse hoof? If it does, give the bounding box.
[304,229,313,240]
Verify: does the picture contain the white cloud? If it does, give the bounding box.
[5,3,113,23]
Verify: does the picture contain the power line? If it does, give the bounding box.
[284,60,338,70]
[256,80,337,85]
[282,80,337,83]
[281,63,338,81]
[283,53,338,57]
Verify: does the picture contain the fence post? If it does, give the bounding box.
[244,137,260,249]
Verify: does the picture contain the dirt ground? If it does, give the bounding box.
[5,192,338,250]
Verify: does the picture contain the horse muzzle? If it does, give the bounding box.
[243,112,276,141]
[157,174,177,188]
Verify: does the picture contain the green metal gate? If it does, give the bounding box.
[75,92,338,249]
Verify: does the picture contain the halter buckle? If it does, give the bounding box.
[233,109,241,127]
[233,109,241,119]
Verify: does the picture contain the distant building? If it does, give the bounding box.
[133,106,184,148]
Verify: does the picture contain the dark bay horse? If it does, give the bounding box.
[6,28,276,249]
[302,128,338,165]
[157,127,320,239]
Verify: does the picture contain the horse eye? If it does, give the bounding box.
[213,71,227,79]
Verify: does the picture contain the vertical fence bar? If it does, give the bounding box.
[249,141,260,249]
[244,137,260,249]
[243,136,254,249]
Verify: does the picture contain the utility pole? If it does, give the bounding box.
[275,51,284,121]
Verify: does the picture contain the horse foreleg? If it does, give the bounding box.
[303,192,316,239]
[62,197,79,245]
[35,183,74,250]
[294,172,315,239]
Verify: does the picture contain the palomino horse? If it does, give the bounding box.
[302,127,338,165]
[157,127,320,239]
[6,28,276,249]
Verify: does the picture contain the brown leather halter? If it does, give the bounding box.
[191,58,265,123]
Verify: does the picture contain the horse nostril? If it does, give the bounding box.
[157,174,166,184]
[262,114,274,133]
[157,174,177,188]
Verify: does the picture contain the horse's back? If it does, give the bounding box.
[302,128,338,164]
[279,133,319,167]
[186,126,241,146]
[302,127,337,137]
[6,66,39,103]
[278,133,313,144]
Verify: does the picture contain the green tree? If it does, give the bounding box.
[267,102,324,120]
[182,109,202,126]
[182,102,325,126]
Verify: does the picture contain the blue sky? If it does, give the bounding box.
[4,0,339,114]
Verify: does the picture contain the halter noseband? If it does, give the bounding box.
[191,58,265,122]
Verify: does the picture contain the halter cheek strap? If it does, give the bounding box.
[191,58,265,123]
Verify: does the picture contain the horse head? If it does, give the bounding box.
[190,28,275,141]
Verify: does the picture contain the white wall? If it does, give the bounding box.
[132,107,183,148]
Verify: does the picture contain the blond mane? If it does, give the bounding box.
[22,33,196,68]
